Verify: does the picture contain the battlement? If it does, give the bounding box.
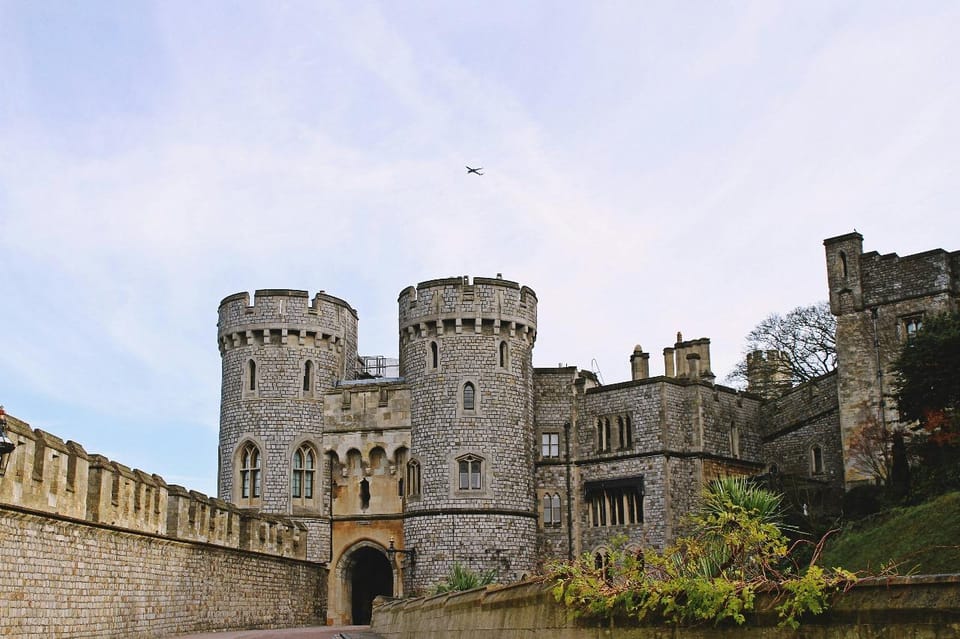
[397,275,537,339]
[218,288,359,355]
[0,412,307,559]
[825,233,959,314]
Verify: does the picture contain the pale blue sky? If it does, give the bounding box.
[1,2,958,495]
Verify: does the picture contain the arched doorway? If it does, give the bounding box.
[349,546,393,624]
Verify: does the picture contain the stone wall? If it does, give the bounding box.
[1,505,326,638]
[371,576,960,639]
[761,371,843,494]
[0,414,327,637]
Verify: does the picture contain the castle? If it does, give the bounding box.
[1,232,957,635]
[214,232,959,624]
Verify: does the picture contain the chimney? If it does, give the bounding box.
[663,347,676,378]
[686,353,701,380]
[630,345,650,380]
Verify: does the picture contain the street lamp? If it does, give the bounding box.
[386,537,416,565]
[0,406,15,476]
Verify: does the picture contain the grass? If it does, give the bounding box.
[821,491,960,575]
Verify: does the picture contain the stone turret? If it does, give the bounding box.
[746,350,793,399]
[217,289,358,561]
[398,275,538,594]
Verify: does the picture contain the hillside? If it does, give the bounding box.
[821,491,960,575]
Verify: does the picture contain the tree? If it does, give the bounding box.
[891,311,960,494]
[727,302,837,390]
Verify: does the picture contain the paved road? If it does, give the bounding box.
[169,626,384,639]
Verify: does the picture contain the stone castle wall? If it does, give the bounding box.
[0,414,326,637]
[761,371,843,488]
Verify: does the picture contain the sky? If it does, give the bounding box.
[1,1,958,496]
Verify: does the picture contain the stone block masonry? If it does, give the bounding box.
[371,576,960,639]
[0,505,325,638]
[0,413,327,638]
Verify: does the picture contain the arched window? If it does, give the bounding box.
[811,444,824,475]
[247,359,257,392]
[462,382,476,411]
[543,493,561,527]
[302,360,313,393]
[406,459,421,497]
[729,423,740,459]
[499,341,509,369]
[457,454,483,490]
[239,442,261,500]
[292,444,316,501]
[839,251,848,278]
[429,341,439,370]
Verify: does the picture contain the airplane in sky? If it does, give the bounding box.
[465,166,484,175]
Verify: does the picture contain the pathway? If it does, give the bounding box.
[169,626,384,639]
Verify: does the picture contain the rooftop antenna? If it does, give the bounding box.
[590,358,604,385]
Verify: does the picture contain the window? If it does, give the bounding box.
[617,416,633,449]
[586,477,644,527]
[729,424,740,459]
[429,341,439,370]
[302,360,313,393]
[457,455,483,490]
[246,359,257,393]
[839,251,848,278]
[811,445,824,475]
[462,382,476,411]
[499,341,509,369]
[541,432,560,458]
[360,478,371,510]
[292,444,316,500]
[543,493,561,527]
[597,418,611,453]
[903,315,924,340]
[406,460,421,497]
[239,442,261,500]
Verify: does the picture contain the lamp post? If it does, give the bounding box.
[386,537,416,565]
[0,405,15,476]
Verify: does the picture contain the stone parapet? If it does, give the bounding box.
[0,413,308,559]
[372,575,960,639]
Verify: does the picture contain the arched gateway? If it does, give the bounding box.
[337,542,394,625]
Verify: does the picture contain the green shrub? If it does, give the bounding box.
[432,563,497,594]
[550,477,856,628]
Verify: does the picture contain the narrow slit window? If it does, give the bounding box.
[499,341,509,368]
[430,341,439,369]
[303,361,313,392]
[462,382,476,411]
[247,360,257,392]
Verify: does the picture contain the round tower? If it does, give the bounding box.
[217,289,358,561]
[398,275,538,593]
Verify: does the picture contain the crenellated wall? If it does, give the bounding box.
[0,413,326,638]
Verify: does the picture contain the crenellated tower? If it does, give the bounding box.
[398,275,538,593]
[217,288,358,561]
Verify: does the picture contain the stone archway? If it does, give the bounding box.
[339,543,393,625]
